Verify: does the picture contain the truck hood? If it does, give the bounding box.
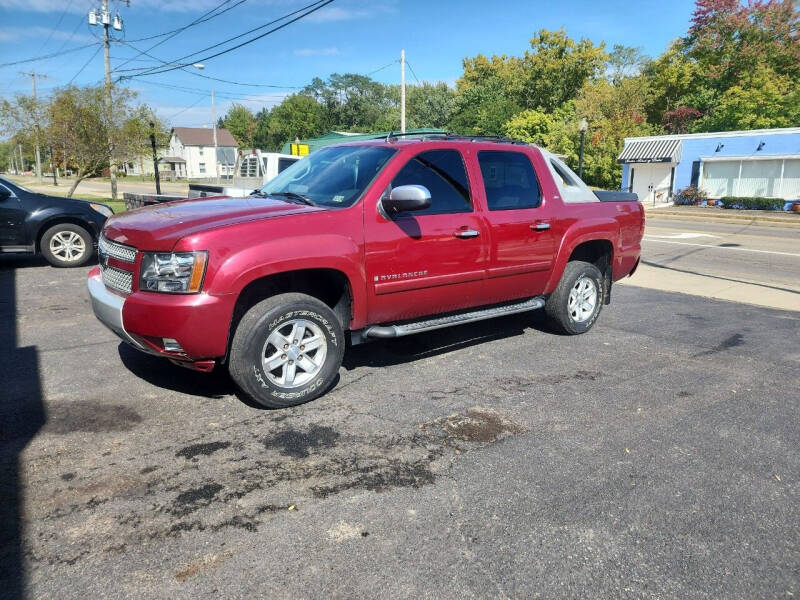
[103,195,323,250]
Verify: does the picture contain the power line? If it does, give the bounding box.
[366,60,399,76]
[36,0,76,54]
[69,45,103,85]
[0,42,100,69]
[113,0,248,71]
[119,0,248,43]
[123,0,332,79]
[405,60,421,84]
[166,96,207,120]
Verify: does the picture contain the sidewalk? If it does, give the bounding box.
[644,205,800,227]
[619,263,800,312]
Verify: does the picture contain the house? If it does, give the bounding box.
[619,127,800,204]
[168,127,239,180]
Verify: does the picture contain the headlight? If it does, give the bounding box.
[139,251,208,293]
[90,203,114,217]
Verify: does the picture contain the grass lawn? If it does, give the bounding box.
[72,195,127,214]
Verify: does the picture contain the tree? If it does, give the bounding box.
[450,29,606,134]
[406,82,456,129]
[607,45,647,85]
[266,94,326,150]
[219,104,256,147]
[0,94,48,174]
[118,106,169,178]
[303,73,396,132]
[46,86,112,197]
[692,66,800,131]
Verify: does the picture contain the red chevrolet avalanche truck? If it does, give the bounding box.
[88,136,643,408]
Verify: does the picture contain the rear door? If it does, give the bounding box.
[475,150,556,301]
[364,148,491,324]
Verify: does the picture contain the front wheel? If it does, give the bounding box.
[228,293,345,408]
[544,260,604,335]
[40,223,93,267]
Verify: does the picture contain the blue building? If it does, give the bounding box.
[618,127,800,204]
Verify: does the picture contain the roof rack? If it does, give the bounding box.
[378,131,530,145]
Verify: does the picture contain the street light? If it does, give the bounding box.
[578,117,588,180]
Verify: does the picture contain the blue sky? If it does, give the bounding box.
[0,0,698,128]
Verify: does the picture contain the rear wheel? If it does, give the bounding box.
[40,223,93,267]
[228,293,345,408]
[545,260,604,335]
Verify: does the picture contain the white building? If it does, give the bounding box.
[167,127,239,180]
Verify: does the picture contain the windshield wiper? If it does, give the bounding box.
[268,191,316,207]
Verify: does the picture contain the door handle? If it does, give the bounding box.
[454,229,480,239]
[530,222,550,231]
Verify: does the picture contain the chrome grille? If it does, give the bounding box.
[99,235,137,262]
[101,265,133,294]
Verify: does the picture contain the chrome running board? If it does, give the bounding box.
[362,297,545,340]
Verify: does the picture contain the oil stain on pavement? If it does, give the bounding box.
[21,405,525,571]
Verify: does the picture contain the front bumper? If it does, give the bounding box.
[87,267,160,356]
[87,266,233,360]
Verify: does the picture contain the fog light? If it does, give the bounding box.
[162,338,184,353]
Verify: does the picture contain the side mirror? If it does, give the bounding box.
[0,188,10,200]
[382,185,431,215]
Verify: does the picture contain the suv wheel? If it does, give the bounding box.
[545,260,604,335]
[228,293,345,408]
[41,223,92,267]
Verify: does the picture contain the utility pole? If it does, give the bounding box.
[211,89,218,183]
[149,121,162,195]
[50,147,57,185]
[18,143,24,174]
[100,0,118,200]
[400,49,406,134]
[21,72,46,183]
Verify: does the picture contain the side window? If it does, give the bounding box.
[392,149,471,215]
[551,159,578,187]
[478,151,541,210]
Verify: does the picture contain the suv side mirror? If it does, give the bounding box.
[0,187,10,200]
[382,185,431,215]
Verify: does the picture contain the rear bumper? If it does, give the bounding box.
[87,266,233,360]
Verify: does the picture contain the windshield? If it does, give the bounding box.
[258,145,397,208]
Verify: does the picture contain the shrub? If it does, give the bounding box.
[674,184,708,205]
[719,196,785,210]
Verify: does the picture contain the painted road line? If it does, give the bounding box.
[642,237,800,258]
[645,232,720,239]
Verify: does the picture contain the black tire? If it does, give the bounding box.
[544,260,604,335]
[228,293,345,408]
[40,223,93,268]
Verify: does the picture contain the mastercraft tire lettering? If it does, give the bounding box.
[229,293,345,408]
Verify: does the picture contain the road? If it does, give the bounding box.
[1,253,798,599]
[621,215,800,312]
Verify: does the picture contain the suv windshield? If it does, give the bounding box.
[257,145,396,208]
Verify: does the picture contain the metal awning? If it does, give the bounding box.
[618,139,682,164]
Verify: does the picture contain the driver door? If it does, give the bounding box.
[364,149,491,324]
[0,183,26,246]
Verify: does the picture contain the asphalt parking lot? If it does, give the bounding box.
[1,250,798,599]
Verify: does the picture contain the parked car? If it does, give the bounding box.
[88,136,643,408]
[187,150,300,198]
[0,176,113,267]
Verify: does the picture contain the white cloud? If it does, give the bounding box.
[305,0,397,23]
[0,26,95,43]
[293,46,341,57]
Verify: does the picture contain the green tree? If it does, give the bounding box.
[266,94,326,150]
[303,73,395,132]
[406,82,456,129]
[46,86,113,197]
[692,66,800,131]
[118,106,169,178]
[219,104,256,147]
